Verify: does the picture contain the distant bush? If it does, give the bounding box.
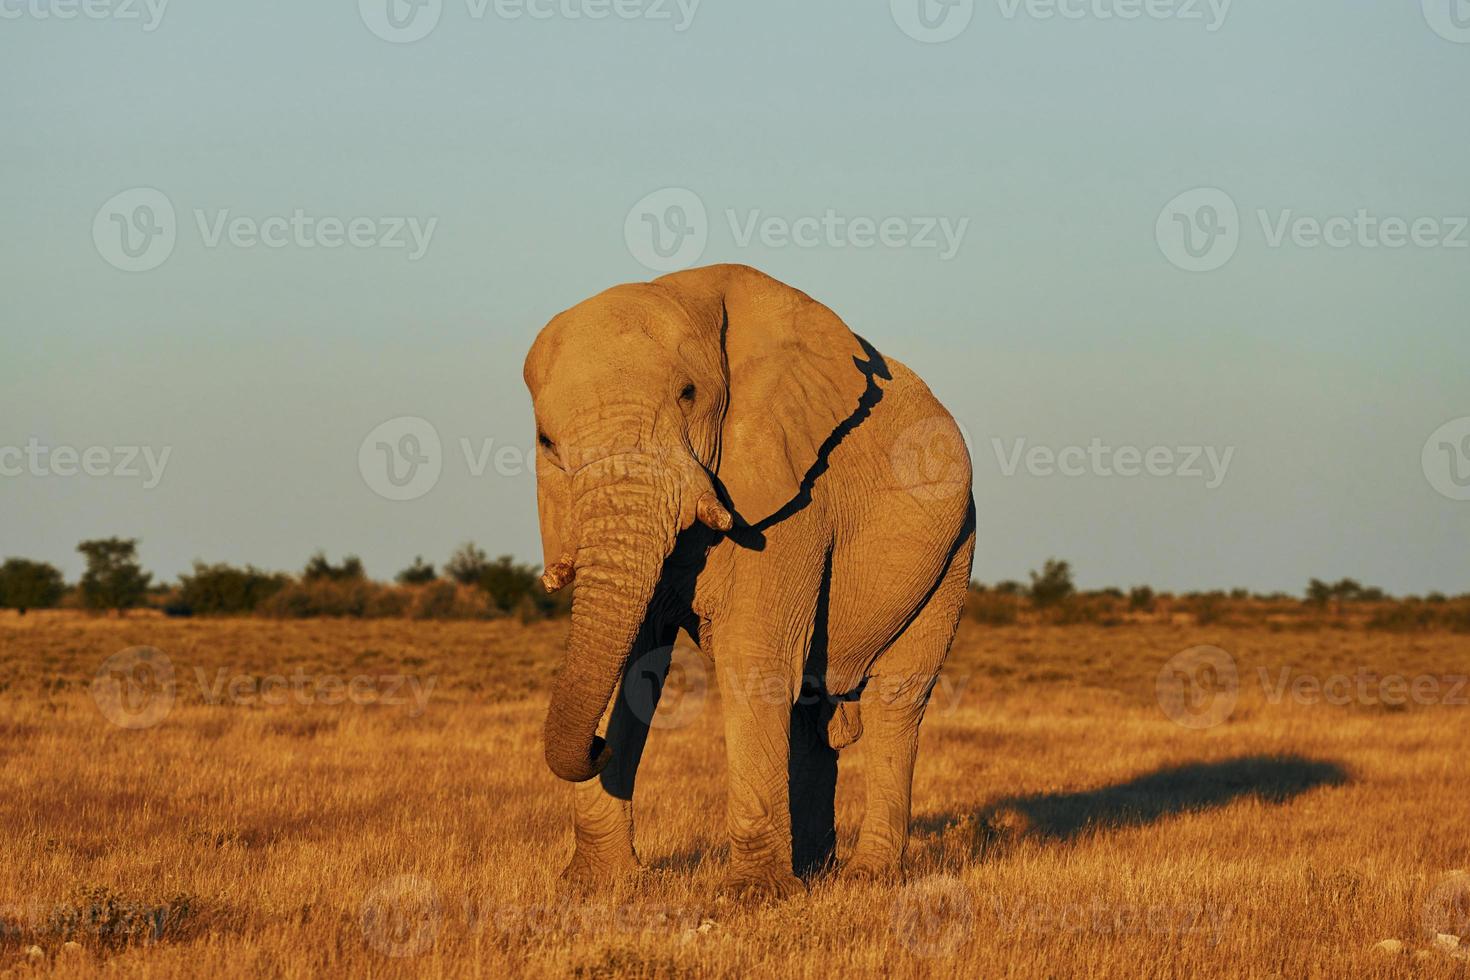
[1307,577,1386,613]
[258,578,379,618]
[174,562,288,615]
[396,557,437,585]
[479,555,543,614]
[302,552,365,582]
[965,586,1019,626]
[410,581,494,620]
[1028,559,1075,608]
[445,542,490,586]
[1367,598,1470,634]
[0,558,66,614]
[1191,592,1226,626]
[1128,586,1155,613]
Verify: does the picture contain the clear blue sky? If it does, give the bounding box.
[2,1,1467,594]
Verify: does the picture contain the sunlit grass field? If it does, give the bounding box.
[1,612,1467,977]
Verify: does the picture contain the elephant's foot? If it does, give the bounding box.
[559,848,641,893]
[719,864,806,904]
[838,853,906,884]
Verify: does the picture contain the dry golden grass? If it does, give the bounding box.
[1,612,1468,978]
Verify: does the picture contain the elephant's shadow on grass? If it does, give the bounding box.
[914,754,1349,861]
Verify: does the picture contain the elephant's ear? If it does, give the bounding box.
[660,265,883,525]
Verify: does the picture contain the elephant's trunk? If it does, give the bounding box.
[542,454,679,782]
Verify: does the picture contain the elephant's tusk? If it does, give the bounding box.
[541,555,576,593]
[695,492,734,532]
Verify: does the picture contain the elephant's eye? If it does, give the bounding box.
[537,431,555,452]
[678,383,696,403]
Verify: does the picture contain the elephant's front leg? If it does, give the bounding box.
[562,626,674,888]
[715,646,807,900]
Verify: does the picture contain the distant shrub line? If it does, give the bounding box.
[0,541,570,621]
[0,544,1464,629]
[964,560,1470,633]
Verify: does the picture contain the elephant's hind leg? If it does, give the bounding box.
[844,524,974,881]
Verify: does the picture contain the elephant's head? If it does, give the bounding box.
[524,264,877,782]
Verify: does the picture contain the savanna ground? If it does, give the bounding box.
[0,612,1467,978]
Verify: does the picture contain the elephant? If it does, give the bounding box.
[524,263,974,898]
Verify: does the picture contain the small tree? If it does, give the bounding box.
[445,542,490,586]
[1128,585,1155,613]
[396,556,438,585]
[302,552,365,582]
[0,558,66,615]
[1028,559,1075,608]
[1306,578,1333,608]
[77,538,152,613]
